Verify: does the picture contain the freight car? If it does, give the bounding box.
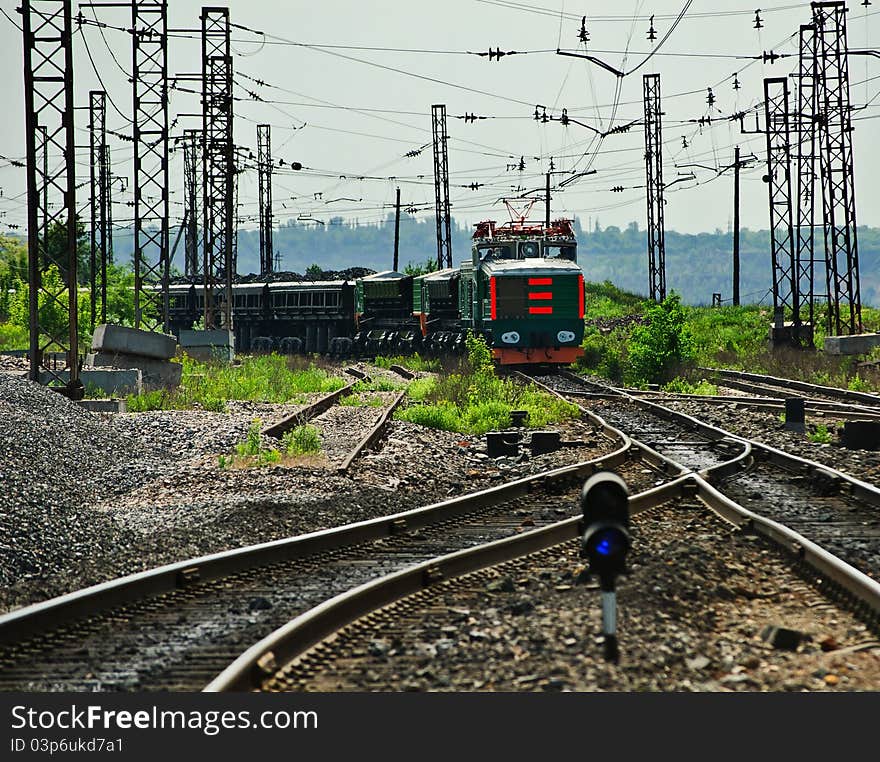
[166,216,586,366]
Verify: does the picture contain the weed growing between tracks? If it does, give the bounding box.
[126,353,346,412]
[373,353,440,373]
[219,420,322,468]
[394,334,579,434]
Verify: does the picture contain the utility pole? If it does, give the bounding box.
[813,1,861,336]
[257,124,273,275]
[431,104,452,270]
[183,129,200,277]
[795,22,819,346]
[89,91,107,331]
[643,73,666,302]
[733,146,741,306]
[202,6,234,330]
[393,186,401,272]
[763,77,798,339]
[131,0,170,333]
[22,0,80,396]
[545,172,551,227]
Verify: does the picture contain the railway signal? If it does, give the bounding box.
[579,471,631,663]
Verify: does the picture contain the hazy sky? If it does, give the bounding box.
[0,0,878,239]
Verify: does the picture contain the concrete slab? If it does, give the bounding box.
[40,369,142,396]
[841,420,880,450]
[91,324,177,361]
[76,398,128,413]
[823,333,880,356]
[179,329,235,362]
[85,351,182,390]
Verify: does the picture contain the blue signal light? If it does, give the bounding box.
[596,537,613,556]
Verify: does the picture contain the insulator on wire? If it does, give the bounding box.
[707,88,715,107]
[647,15,657,42]
[579,15,590,43]
[681,136,689,149]
[560,108,570,126]
[610,186,625,192]
[733,73,741,90]
[754,10,763,29]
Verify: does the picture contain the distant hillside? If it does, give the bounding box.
[19,215,880,307]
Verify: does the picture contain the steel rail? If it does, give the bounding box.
[337,388,408,472]
[605,389,880,420]
[0,407,633,647]
[262,382,357,439]
[208,380,880,692]
[205,476,693,692]
[700,366,880,407]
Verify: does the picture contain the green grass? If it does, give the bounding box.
[807,424,834,444]
[282,424,321,455]
[352,378,401,392]
[218,420,322,468]
[373,353,441,373]
[339,392,385,407]
[395,335,580,435]
[126,353,345,412]
[661,378,718,395]
[575,282,880,394]
[0,321,27,351]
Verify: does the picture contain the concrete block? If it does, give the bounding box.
[179,329,235,362]
[841,420,880,450]
[530,431,561,455]
[768,321,814,349]
[85,352,182,390]
[76,398,128,413]
[40,369,142,396]
[486,431,520,458]
[783,398,806,433]
[823,333,880,356]
[91,324,177,361]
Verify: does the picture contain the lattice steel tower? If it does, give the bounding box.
[183,129,201,277]
[89,90,108,329]
[131,1,170,332]
[763,78,798,333]
[202,7,234,329]
[643,74,666,302]
[257,124,274,275]
[22,0,80,394]
[813,1,861,336]
[431,104,452,270]
[794,24,820,346]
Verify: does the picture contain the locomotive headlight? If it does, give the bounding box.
[557,330,576,343]
[501,331,520,344]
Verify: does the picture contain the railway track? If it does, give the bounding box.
[206,378,880,691]
[698,367,880,410]
[261,380,407,472]
[0,403,665,691]
[540,371,880,583]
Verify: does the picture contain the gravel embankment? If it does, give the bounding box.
[0,370,612,614]
[284,502,880,692]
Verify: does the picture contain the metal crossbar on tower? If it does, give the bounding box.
[642,74,666,302]
[431,104,452,270]
[183,129,201,277]
[202,7,233,329]
[813,1,861,336]
[89,90,108,329]
[763,78,798,332]
[131,0,170,333]
[257,124,274,275]
[794,24,820,346]
[22,0,80,395]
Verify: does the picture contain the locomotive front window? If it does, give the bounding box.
[478,245,512,260]
[545,244,577,261]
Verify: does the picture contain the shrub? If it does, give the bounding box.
[628,294,695,384]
